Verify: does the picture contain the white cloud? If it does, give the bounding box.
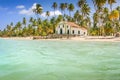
[16,5,25,9]
[31,3,37,10]
[18,3,62,17]
[19,9,33,15]
[19,3,37,16]
[41,10,62,17]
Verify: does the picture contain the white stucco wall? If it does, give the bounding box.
[56,22,87,36]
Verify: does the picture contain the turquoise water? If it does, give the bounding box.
[0,39,120,80]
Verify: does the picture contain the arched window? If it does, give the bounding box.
[63,25,64,28]
[67,26,69,28]
[78,31,80,34]
[67,30,69,34]
[60,28,63,34]
[84,32,86,35]
[72,30,74,34]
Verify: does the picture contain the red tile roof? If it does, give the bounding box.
[65,22,87,30]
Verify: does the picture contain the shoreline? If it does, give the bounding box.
[1,36,120,42]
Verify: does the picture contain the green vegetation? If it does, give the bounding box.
[0,0,120,37]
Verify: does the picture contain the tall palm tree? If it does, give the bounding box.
[52,2,57,17]
[77,0,90,27]
[29,17,34,23]
[93,12,99,30]
[32,19,37,27]
[81,4,90,18]
[60,3,66,19]
[46,11,50,20]
[15,22,22,36]
[93,13,99,23]
[77,0,86,16]
[10,22,13,27]
[92,0,107,36]
[16,22,22,31]
[23,17,26,27]
[116,6,120,21]
[77,0,86,8]
[68,3,74,17]
[102,7,109,35]
[103,7,109,22]
[108,0,116,11]
[64,3,68,15]
[74,10,80,23]
[6,25,12,36]
[37,18,42,25]
[52,2,58,33]
[93,0,107,11]
[93,0,107,12]
[33,4,43,19]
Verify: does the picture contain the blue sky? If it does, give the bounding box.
[0,0,120,30]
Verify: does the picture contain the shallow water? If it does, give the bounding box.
[0,39,120,80]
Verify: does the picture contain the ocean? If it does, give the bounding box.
[0,39,120,80]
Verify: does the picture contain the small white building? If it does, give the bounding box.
[56,22,87,36]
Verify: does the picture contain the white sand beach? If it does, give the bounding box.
[0,37,33,40]
[1,36,120,42]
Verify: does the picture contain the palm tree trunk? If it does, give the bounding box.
[47,17,48,20]
[69,11,71,18]
[110,4,112,12]
[54,9,55,18]
[64,10,65,21]
[69,11,71,21]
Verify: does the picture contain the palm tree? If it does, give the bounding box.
[110,10,119,20]
[52,2,58,33]
[15,22,22,36]
[92,0,107,11]
[46,11,50,20]
[93,12,99,24]
[6,25,12,36]
[109,10,119,34]
[77,0,90,27]
[81,4,90,18]
[116,6,120,21]
[68,3,74,17]
[37,18,42,25]
[92,0,107,36]
[23,17,26,27]
[29,17,34,23]
[32,19,37,27]
[77,0,86,16]
[93,0,107,11]
[64,3,68,14]
[60,3,66,19]
[93,12,99,35]
[10,22,13,27]
[77,0,86,8]
[74,10,79,22]
[16,22,22,30]
[52,2,57,17]
[33,4,43,19]
[103,7,109,24]
[102,7,109,35]
[108,0,116,11]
